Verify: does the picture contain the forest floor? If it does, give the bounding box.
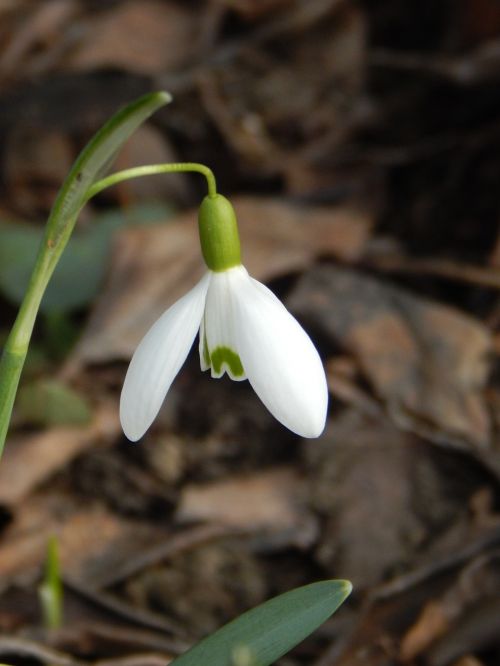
[0,1,499,665]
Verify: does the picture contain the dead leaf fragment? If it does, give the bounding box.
[305,411,432,588]
[4,126,73,214]
[401,552,500,662]
[66,0,197,75]
[112,125,190,204]
[289,265,492,448]
[0,0,79,79]
[451,658,485,666]
[177,467,317,549]
[0,495,163,590]
[400,601,449,661]
[223,0,294,20]
[0,402,119,507]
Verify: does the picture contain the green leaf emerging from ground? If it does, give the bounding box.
[38,536,63,630]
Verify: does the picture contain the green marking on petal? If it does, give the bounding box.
[210,346,244,378]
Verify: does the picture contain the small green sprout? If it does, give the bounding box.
[38,536,63,630]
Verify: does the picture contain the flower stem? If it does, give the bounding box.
[86,162,218,201]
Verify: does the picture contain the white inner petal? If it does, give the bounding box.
[201,266,247,381]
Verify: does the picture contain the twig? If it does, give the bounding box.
[95,654,171,666]
[88,523,244,589]
[0,636,87,666]
[64,578,183,635]
[313,525,500,666]
[366,253,500,290]
[370,39,500,85]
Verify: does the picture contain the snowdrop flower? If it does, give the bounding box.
[120,194,328,441]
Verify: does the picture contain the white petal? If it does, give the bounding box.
[201,267,247,381]
[232,270,328,437]
[120,273,211,441]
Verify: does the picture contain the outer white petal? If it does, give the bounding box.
[198,315,210,371]
[232,269,328,437]
[120,273,211,441]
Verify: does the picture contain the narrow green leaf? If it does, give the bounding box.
[47,90,172,243]
[0,349,24,450]
[170,580,352,666]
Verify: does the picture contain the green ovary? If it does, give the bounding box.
[210,346,245,378]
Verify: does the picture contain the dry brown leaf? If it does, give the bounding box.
[176,467,317,548]
[400,601,449,661]
[0,401,119,507]
[306,410,435,588]
[427,597,500,666]
[112,125,190,204]
[451,657,485,666]
[70,197,371,365]
[0,0,78,78]
[4,127,73,214]
[222,0,295,20]
[404,554,500,664]
[289,265,492,448]
[70,218,200,367]
[66,0,197,75]
[460,0,500,44]
[200,2,366,178]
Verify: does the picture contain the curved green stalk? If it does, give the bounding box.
[86,162,217,201]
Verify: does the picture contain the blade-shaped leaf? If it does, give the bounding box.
[47,90,171,243]
[170,580,352,666]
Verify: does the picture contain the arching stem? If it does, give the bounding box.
[86,162,217,201]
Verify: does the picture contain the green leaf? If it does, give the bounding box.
[170,580,352,666]
[47,91,172,242]
[16,378,91,427]
[0,202,175,312]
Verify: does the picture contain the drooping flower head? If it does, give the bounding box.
[120,194,328,440]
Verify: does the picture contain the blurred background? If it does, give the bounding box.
[0,1,499,665]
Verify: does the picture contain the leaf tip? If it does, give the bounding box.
[153,90,173,106]
[338,579,353,599]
